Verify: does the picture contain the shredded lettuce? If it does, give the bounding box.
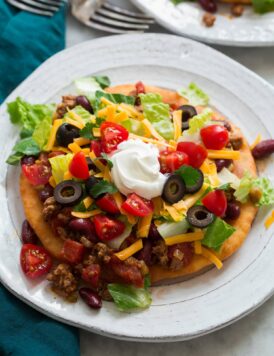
[32,115,52,150]
[121,118,148,136]
[179,82,209,106]
[74,77,102,100]
[202,218,236,251]
[139,93,174,140]
[252,0,274,13]
[234,172,274,206]
[49,154,73,184]
[158,219,189,238]
[106,219,133,249]
[65,105,94,124]
[93,91,135,113]
[108,282,152,312]
[217,168,240,190]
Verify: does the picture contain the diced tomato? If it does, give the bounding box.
[90,140,103,158]
[69,151,89,180]
[202,190,227,217]
[20,244,52,279]
[121,193,154,217]
[110,256,144,288]
[177,142,207,168]
[100,122,129,153]
[81,264,101,288]
[135,81,145,95]
[61,239,85,264]
[200,125,229,150]
[96,194,120,214]
[22,163,51,186]
[159,150,189,173]
[48,151,65,158]
[93,215,125,241]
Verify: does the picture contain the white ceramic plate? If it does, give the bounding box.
[1,34,274,342]
[131,0,274,47]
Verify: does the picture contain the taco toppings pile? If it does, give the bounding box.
[6,76,274,312]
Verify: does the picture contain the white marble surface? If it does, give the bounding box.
[66,1,274,354]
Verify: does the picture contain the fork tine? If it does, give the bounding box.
[20,0,59,11]
[96,8,154,24]
[90,14,149,30]
[102,2,154,20]
[37,0,63,6]
[7,0,54,15]
[84,20,144,34]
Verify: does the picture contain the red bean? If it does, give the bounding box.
[68,218,98,242]
[137,240,153,266]
[252,140,274,159]
[148,223,162,240]
[79,288,102,309]
[76,95,93,113]
[225,202,240,220]
[21,220,38,244]
[198,0,217,13]
[215,159,232,172]
[39,184,54,202]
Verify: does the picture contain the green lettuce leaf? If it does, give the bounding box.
[89,180,117,198]
[179,82,209,106]
[108,282,152,312]
[186,108,213,135]
[252,0,274,13]
[6,152,25,165]
[253,177,274,206]
[93,76,110,89]
[121,118,148,136]
[234,172,253,203]
[74,77,101,100]
[7,97,55,133]
[139,93,174,140]
[49,153,73,184]
[202,218,236,251]
[32,115,52,150]
[158,219,189,238]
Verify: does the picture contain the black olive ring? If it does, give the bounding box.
[54,180,82,205]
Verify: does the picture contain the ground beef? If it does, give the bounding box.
[152,239,169,267]
[202,12,216,27]
[47,263,78,301]
[167,243,194,271]
[42,197,61,222]
[93,242,113,264]
[124,257,149,276]
[80,236,94,248]
[99,284,113,301]
[229,131,243,150]
[55,95,77,119]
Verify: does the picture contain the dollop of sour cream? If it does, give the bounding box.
[110,139,167,200]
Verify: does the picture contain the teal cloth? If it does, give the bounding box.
[0,2,80,355]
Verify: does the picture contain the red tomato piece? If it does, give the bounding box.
[22,163,51,186]
[202,190,227,217]
[159,151,189,173]
[69,151,90,180]
[100,122,129,153]
[177,142,208,168]
[90,140,103,158]
[20,244,52,279]
[81,264,101,288]
[61,240,85,264]
[121,193,154,217]
[93,215,125,241]
[135,81,145,95]
[96,194,120,214]
[200,125,229,150]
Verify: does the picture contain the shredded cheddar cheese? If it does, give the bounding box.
[82,148,90,156]
[49,176,56,188]
[45,119,63,151]
[137,213,153,238]
[89,151,105,172]
[92,127,101,137]
[68,142,82,153]
[201,247,223,269]
[164,231,204,246]
[51,146,70,153]
[64,118,84,130]
[250,134,262,150]
[141,119,165,141]
[63,171,73,180]
[83,197,94,209]
[207,149,240,160]
[163,203,183,222]
[194,241,202,254]
[67,110,85,127]
[173,183,210,213]
[173,110,182,141]
[129,134,173,148]
[71,210,101,218]
[152,197,162,216]
[200,159,220,187]
[74,137,91,146]
[265,210,274,229]
[115,239,143,261]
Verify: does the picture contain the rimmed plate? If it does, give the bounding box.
[0,34,274,342]
[131,0,274,47]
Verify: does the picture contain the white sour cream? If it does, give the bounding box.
[110,139,166,200]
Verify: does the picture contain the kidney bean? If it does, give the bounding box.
[21,220,38,244]
[20,156,36,166]
[215,159,232,172]
[148,223,162,240]
[137,240,153,266]
[198,0,217,13]
[225,202,240,220]
[79,288,102,309]
[76,95,93,113]
[252,140,274,159]
[39,184,54,202]
[68,218,98,242]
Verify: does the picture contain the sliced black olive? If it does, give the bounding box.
[56,123,80,147]
[162,175,186,204]
[182,121,189,131]
[178,105,197,122]
[54,180,82,205]
[85,177,100,197]
[184,168,204,194]
[186,206,214,228]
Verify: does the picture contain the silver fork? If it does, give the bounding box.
[71,0,154,33]
[6,0,64,16]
